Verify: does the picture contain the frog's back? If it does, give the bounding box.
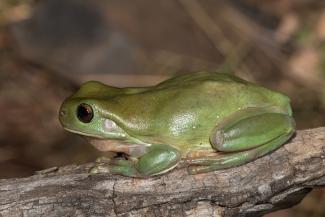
[153,72,291,115]
[104,72,292,148]
[155,71,250,89]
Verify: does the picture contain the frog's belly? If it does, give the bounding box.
[176,141,215,158]
[181,148,221,160]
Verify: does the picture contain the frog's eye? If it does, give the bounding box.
[77,103,94,123]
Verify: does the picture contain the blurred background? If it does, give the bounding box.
[0,0,324,216]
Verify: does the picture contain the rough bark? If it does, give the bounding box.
[0,127,324,217]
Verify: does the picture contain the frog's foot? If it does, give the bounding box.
[90,157,141,177]
[90,144,181,177]
[95,156,111,163]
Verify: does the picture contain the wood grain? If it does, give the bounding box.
[0,127,324,217]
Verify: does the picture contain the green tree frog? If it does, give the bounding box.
[59,72,295,177]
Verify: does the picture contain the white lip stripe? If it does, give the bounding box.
[63,127,104,138]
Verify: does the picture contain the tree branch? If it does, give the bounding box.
[0,127,324,217]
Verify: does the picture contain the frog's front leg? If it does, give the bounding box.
[90,144,181,177]
[187,108,295,174]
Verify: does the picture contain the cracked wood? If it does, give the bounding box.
[0,127,324,217]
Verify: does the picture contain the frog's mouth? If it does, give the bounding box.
[63,127,106,139]
[62,119,128,140]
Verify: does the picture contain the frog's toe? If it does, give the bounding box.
[90,158,141,177]
[95,156,112,163]
[110,158,135,167]
[89,164,111,174]
[187,165,207,175]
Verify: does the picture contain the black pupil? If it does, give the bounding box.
[77,103,93,123]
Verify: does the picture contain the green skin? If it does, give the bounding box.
[59,72,295,177]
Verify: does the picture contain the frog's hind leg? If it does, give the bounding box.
[188,133,292,174]
[187,109,295,174]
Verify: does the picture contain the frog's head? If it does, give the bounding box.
[59,81,127,140]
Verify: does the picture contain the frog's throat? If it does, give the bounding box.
[87,138,149,157]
